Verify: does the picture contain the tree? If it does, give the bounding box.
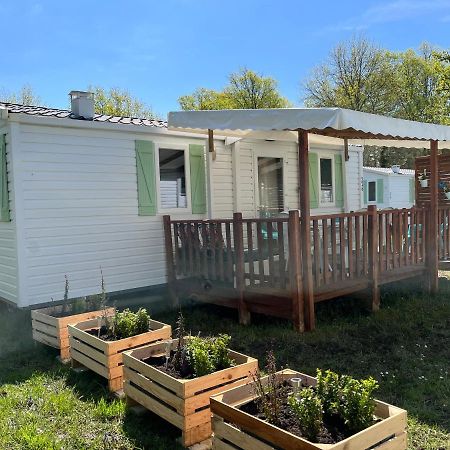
[304,37,397,115]
[0,85,42,105]
[90,86,157,119]
[225,69,291,109]
[179,88,233,110]
[179,69,291,110]
[391,44,445,124]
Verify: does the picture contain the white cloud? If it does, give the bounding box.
[318,0,450,34]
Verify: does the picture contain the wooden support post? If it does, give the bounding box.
[298,130,315,331]
[288,210,305,332]
[344,138,349,161]
[427,140,439,294]
[163,215,179,307]
[367,205,380,311]
[233,212,251,325]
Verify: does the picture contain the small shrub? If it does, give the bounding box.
[112,308,151,339]
[185,334,232,377]
[316,369,378,433]
[337,375,378,433]
[252,350,283,426]
[288,387,323,441]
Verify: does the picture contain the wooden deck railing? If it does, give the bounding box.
[163,206,430,330]
[438,205,450,260]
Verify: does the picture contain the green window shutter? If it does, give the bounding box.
[334,154,344,207]
[308,152,319,209]
[189,144,206,214]
[377,179,384,203]
[136,140,157,216]
[409,178,414,203]
[0,135,10,222]
[363,180,368,204]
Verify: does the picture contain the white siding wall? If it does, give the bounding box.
[0,125,18,303]
[388,176,414,209]
[17,123,207,307]
[209,143,234,218]
[363,171,414,209]
[346,147,363,212]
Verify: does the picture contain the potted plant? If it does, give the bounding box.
[211,352,407,450]
[31,275,115,361]
[122,314,257,447]
[68,307,171,392]
[418,169,428,188]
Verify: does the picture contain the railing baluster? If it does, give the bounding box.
[348,216,354,279]
[246,222,255,286]
[410,210,415,265]
[331,218,338,282]
[313,219,321,287]
[339,217,346,281]
[256,222,264,284]
[277,221,286,289]
[267,221,275,287]
[355,215,361,277]
[363,214,369,276]
[225,222,233,282]
[322,218,329,283]
[403,210,409,266]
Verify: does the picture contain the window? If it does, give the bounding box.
[368,181,376,202]
[159,148,187,209]
[257,157,284,215]
[320,158,333,203]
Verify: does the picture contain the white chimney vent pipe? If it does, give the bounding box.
[69,91,94,119]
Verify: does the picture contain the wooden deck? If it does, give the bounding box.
[163,205,436,332]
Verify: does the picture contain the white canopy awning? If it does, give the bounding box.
[168,108,450,149]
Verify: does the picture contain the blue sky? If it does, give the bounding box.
[1,0,450,117]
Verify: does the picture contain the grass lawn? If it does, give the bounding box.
[0,280,449,449]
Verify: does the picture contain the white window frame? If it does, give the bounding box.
[253,146,288,215]
[156,143,191,214]
[367,180,377,203]
[318,154,336,207]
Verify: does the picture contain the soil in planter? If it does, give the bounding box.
[238,382,355,444]
[85,326,126,342]
[142,351,235,380]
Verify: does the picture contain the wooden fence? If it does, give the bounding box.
[163,206,429,331]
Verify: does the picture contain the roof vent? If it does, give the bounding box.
[69,91,94,120]
[391,165,401,174]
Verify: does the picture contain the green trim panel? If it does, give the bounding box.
[334,154,344,208]
[189,144,206,214]
[377,178,384,203]
[0,135,10,222]
[309,152,319,209]
[136,140,157,216]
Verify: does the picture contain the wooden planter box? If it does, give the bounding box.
[123,338,258,447]
[211,369,407,450]
[68,317,171,392]
[31,305,115,360]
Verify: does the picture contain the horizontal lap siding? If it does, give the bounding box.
[19,124,206,306]
[211,144,234,218]
[0,127,18,303]
[346,147,363,212]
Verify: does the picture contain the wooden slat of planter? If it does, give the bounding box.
[31,307,115,360]
[211,370,407,450]
[68,319,171,391]
[123,339,257,447]
[213,417,276,450]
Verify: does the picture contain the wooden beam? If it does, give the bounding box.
[367,205,380,311]
[208,129,215,153]
[344,138,349,161]
[288,210,304,332]
[298,130,315,331]
[233,212,251,325]
[428,140,439,294]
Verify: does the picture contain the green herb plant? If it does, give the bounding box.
[111,308,150,340]
[288,387,323,441]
